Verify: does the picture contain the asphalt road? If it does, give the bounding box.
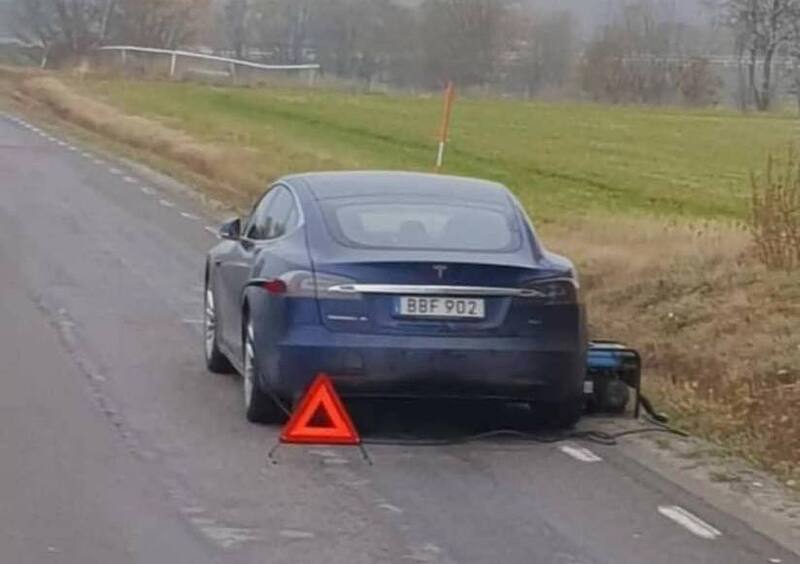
[0,112,797,564]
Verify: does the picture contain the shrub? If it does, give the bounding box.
[750,147,800,271]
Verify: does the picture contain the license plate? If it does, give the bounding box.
[398,297,485,319]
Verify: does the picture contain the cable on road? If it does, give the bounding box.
[359,424,688,448]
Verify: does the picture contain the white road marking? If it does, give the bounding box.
[182,319,204,325]
[558,444,603,463]
[56,140,67,146]
[122,176,137,183]
[67,146,77,151]
[768,558,782,563]
[159,199,176,208]
[81,152,92,158]
[657,505,722,540]
[279,530,315,540]
[204,226,218,236]
[189,516,260,549]
[140,186,156,195]
[180,212,200,220]
[93,159,105,165]
[378,503,403,514]
[109,167,122,175]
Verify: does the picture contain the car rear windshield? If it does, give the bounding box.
[323,200,521,252]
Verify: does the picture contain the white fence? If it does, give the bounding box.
[95,45,320,85]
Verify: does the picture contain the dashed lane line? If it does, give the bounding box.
[657,505,722,540]
[1,115,221,244]
[558,444,603,463]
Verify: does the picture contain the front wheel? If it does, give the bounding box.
[243,318,286,424]
[204,281,233,374]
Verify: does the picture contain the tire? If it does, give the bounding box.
[531,395,585,430]
[242,316,286,424]
[204,280,234,374]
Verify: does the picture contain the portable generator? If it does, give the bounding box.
[585,341,642,417]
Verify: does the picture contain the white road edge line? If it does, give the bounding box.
[123,176,137,183]
[159,199,176,208]
[109,168,122,175]
[657,505,722,540]
[180,212,200,220]
[204,226,219,236]
[140,186,156,195]
[558,444,603,463]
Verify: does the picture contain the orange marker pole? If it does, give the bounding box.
[435,80,456,172]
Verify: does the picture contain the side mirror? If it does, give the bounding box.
[219,218,241,240]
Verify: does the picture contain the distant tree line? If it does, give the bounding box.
[10,0,210,64]
[9,0,800,110]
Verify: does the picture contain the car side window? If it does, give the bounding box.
[264,188,293,239]
[245,186,300,241]
[245,189,279,240]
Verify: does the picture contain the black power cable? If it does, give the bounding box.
[271,382,685,449]
[360,424,687,448]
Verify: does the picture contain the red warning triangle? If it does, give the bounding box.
[280,374,360,445]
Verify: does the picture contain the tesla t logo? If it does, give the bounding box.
[432,265,448,280]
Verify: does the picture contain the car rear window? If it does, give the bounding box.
[323,200,520,252]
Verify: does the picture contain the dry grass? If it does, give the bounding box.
[5,72,799,483]
[17,76,260,204]
[750,147,800,271]
[546,218,800,481]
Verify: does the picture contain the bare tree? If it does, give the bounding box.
[222,0,250,58]
[11,0,116,60]
[713,0,799,111]
[581,1,720,106]
[514,10,577,98]
[419,0,510,87]
[249,0,311,64]
[308,0,415,86]
[113,0,211,49]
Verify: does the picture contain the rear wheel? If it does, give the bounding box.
[531,395,584,430]
[204,282,233,374]
[243,317,286,424]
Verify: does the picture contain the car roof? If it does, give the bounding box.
[282,171,511,204]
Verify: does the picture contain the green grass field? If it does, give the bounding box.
[78,79,796,221]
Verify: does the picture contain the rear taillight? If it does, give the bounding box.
[261,279,287,294]
[526,278,579,304]
[279,271,360,299]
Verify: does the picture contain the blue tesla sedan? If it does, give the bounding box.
[204,172,587,427]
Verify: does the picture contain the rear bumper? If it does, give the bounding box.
[260,325,586,402]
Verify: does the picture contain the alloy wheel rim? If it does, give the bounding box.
[204,288,216,360]
[243,322,255,409]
